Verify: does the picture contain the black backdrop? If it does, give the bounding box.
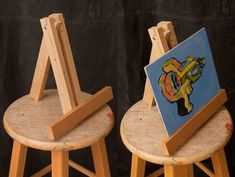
[0,0,235,177]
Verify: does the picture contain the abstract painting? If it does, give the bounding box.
[145,28,221,136]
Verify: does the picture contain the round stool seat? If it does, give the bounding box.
[121,99,232,165]
[4,89,114,151]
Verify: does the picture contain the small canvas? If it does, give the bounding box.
[145,28,221,136]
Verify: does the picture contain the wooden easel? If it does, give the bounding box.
[30,13,113,140]
[143,21,227,155]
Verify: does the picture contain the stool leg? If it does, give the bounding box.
[211,148,230,177]
[51,150,69,177]
[130,154,146,177]
[91,138,111,177]
[164,164,194,177]
[9,140,28,177]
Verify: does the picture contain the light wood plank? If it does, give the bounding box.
[30,37,50,101]
[69,160,96,177]
[51,150,69,177]
[130,154,146,177]
[212,148,230,177]
[162,89,227,156]
[91,138,111,177]
[40,17,76,113]
[30,164,51,177]
[9,140,28,177]
[50,13,82,105]
[48,86,113,140]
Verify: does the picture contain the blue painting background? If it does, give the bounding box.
[145,28,221,136]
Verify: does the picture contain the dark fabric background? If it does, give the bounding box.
[0,0,234,176]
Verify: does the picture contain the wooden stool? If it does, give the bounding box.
[4,89,114,177]
[120,99,232,177]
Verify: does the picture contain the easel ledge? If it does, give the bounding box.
[48,86,113,140]
[161,89,227,156]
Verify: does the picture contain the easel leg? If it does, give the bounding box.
[164,164,194,177]
[30,37,50,101]
[130,154,146,177]
[51,150,69,177]
[9,140,28,177]
[91,138,111,177]
[211,148,230,177]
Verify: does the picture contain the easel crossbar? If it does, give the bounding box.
[48,86,113,140]
[161,89,227,156]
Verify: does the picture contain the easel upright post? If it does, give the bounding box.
[49,13,82,105]
[143,22,178,106]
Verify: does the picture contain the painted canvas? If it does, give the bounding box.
[145,28,221,136]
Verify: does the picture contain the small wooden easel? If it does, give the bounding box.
[30,13,113,140]
[143,21,227,155]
